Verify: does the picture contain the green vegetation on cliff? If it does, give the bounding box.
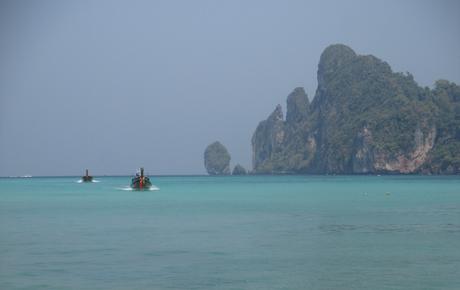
[424,80,460,173]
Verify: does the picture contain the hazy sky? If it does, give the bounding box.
[1,0,459,176]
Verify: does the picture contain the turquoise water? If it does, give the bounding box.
[0,175,459,290]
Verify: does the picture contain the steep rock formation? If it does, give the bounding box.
[252,44,459,174]
[204,141,231,175]
[251,105,286,173]
[286,87,309,124]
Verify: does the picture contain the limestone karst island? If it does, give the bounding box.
[207,44,460,175]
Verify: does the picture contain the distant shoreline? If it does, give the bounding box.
[1,173,458,178]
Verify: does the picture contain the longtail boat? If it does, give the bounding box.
[82,169,93,182]
[130,167,152,190]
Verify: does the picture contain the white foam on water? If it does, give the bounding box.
[77,179,100,183]
[118,185,160,191]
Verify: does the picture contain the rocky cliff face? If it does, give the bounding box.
[286,87,309,124]
[421,80,460,174]
[252,44,460,174]
[204,141,231,175]
[251,105,286,173]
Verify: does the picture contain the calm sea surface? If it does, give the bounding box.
[0,175,459,289]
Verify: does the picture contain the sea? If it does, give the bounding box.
[0,175,459,290]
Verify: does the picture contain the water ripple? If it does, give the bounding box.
[318,223,460,234]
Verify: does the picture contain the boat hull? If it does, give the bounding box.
[82,176,93,182]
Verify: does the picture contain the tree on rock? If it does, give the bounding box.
[204,141,231,175]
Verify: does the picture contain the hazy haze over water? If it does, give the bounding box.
[1,0,459,176]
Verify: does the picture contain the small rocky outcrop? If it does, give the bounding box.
[232,164,247,175]
[204,141,231,175]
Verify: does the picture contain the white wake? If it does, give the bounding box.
[118,185,160,191]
